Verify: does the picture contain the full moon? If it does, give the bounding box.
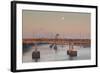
[61,17,65,20]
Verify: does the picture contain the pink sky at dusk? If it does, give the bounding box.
[22,10,91,39]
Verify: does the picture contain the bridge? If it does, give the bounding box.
[23,38,90,46]
[23,38,91,57]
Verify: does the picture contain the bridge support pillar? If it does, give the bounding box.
[32,44,40,62]
[67,43,77,57]
[67,50,77,57]
[32,51,40,59]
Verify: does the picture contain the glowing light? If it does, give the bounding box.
[61,17,65,20]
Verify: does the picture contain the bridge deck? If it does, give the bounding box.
[23,38,90,46]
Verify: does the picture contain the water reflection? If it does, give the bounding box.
[68,56,74,60]
[68,56,78,60]
[23,44,91,63]
[32,58,40,62]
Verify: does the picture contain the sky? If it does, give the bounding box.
[22,10,91,39]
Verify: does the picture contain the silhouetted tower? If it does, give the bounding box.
[49,33,60,52]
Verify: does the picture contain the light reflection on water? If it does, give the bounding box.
[22,44,91,63]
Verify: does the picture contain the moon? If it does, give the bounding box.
[61,17,65,20]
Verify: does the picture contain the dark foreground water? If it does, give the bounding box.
[22,44,91,63]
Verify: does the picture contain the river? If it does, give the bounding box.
[22,44,91,63]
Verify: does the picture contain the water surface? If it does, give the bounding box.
[22,44,91,62]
